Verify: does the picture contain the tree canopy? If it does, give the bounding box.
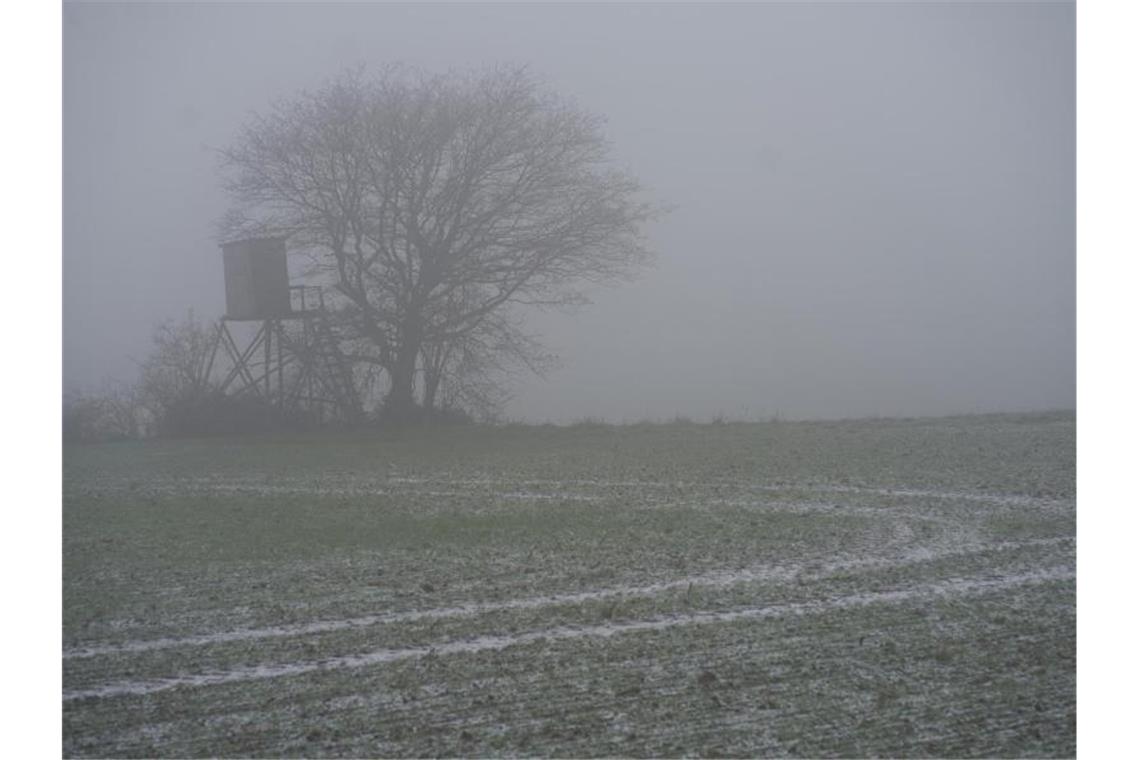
[221,66,655,419]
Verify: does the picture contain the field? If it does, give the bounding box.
[63,413,1076,757]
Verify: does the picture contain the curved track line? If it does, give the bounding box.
[63,565,1074,702]
[65,537,1069,660]
[83,476,1072,510]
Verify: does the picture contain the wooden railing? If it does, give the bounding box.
[289,285,326,314]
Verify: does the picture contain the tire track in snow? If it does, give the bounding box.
[64,537,1070,660]
[83,475,1072,510]
[63,564,1074,702]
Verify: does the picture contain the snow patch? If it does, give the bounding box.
[63,565,1074,702]
[64,537,1070,660]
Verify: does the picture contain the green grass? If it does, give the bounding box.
[63,412,1075,757]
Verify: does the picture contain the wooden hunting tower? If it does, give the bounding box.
[205,237,361,423]
[222,238,292,320]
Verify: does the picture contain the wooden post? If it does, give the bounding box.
[276,320,284,410]
[263,319,272,398]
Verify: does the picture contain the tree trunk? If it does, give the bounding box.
[384,349,418,420]
[384,314,423,421]
[423,369,441,413]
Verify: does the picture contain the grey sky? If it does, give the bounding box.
[63,1,1074,422]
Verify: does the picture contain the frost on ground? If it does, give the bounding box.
[62,413,1075,757]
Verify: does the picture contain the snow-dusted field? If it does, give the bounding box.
[63,414,1075,757]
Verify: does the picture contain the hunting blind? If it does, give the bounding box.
[205,237,361,423]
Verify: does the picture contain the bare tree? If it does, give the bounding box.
[136,311,218,419]
[62,379,149,442]
[100,380,149,439]
[220,65,655,419]
[422,320,551,421]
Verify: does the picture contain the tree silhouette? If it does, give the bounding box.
[221,65,655,419]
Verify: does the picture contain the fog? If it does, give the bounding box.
[63,1,1074,423]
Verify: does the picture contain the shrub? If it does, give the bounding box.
[63,383,148,443]
[155,391,311,437]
